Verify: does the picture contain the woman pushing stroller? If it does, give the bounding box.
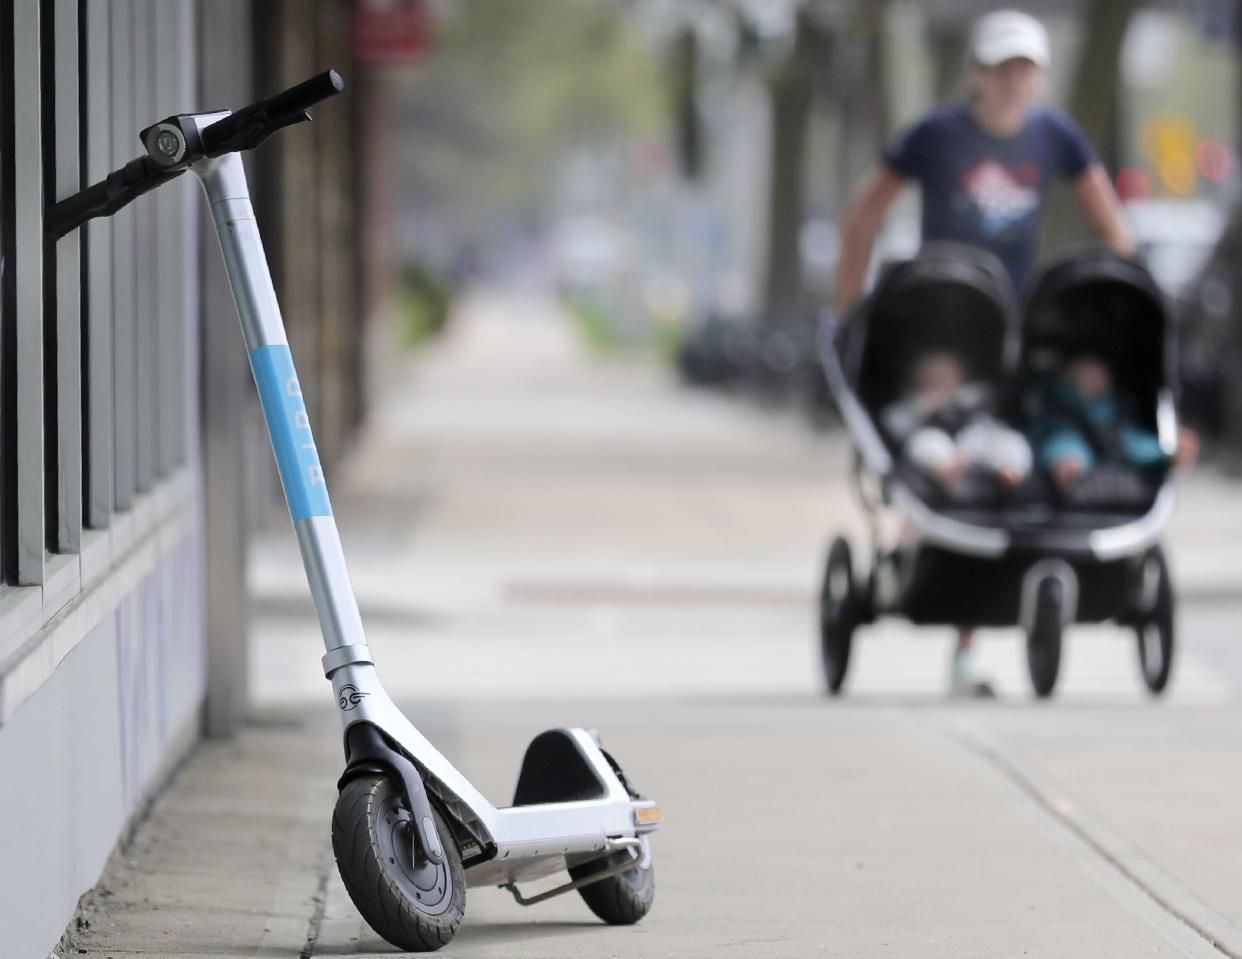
[833,9,1148,696]
[821,243,1197,699]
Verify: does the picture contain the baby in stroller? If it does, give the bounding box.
[1027,352,1167,505]
[883,350,1032,499]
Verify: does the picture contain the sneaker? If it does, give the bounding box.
[950,647,996,699]
[874,555,899,610]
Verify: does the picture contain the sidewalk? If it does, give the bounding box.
[64,292,1242,958]
[65,696,1242,959]
[64,713,338,959]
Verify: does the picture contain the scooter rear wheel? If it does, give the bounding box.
[332,774,465,952]
[568,839,655,925]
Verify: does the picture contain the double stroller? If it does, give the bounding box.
[819,244,1179,698]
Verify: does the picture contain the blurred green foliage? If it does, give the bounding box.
[564,293,617,353]
[564,291,686,361]
[397,1,664,219]
[395,262,452,348]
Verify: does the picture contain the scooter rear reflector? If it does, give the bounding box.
[634,806,664,826]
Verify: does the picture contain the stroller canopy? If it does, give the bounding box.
[845,243,1017,422]
[1022,250,1172,429]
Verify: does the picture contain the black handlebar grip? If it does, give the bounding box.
[46,156,180,240]
[261,69,345,117]
[48,71,343,238]
[202,69,344,157]
[46,178,111,240]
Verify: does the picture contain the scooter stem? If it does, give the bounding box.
[194,151,367,657]
[193,148,450,869]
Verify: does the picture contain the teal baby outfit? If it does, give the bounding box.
[1029,377,1165,474]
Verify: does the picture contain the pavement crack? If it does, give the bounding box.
[944,719,1238,959]
[300,851,333,959]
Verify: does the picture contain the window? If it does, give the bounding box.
[0,0,200,720]
[1,0,43,588]
[81,0,112,529]
[43,0,84,557]
[0,0,14,584]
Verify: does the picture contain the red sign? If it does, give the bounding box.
[353,0,432,66]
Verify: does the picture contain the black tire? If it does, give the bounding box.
[819,537,857,695]
[568,841,655,925]
[332,774,465,953]
[1026,577,1064,699]
[1132,547,1175,695]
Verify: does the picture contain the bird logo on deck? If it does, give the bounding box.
[338,684,369,711]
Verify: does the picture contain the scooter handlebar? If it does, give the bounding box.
[201,69,344,157]
[46,156,182,241]
[46,70,344,239]
[258,69,345,119]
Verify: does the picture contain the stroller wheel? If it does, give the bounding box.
[819,537,857,695]
[1132,547,1175,695]
[1026,576,1064,699]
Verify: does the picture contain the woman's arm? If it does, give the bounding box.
[835,167,907,314]
[1074,163,1136,256]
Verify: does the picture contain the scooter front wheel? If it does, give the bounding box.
[332,774,465,952]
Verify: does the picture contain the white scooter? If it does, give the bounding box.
[49,70,661,953]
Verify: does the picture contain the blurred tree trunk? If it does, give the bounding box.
[1044,0,1137,252]
[1068,0,1135,173]
[832,4,892,234]
[929,22,969,102]
[671,26,703,181]
[762,8,823,319]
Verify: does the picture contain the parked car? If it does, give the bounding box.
[1128,198,1229,436]
[677,312,759,387]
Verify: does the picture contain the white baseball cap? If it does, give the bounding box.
[971,10,1050,68]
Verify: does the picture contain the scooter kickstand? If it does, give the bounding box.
[501,839,643,907]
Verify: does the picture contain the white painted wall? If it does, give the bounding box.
[0,527,204,959]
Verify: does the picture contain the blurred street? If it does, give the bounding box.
[75,294,1242,958]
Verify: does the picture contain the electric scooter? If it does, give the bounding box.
[49,71,662,953]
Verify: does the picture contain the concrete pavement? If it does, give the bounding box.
[64,719,338,959]
[63,292,1242,958]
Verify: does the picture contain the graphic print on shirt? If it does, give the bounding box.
[959,159,1039,237]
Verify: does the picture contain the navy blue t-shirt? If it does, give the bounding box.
[883,104,1095,291]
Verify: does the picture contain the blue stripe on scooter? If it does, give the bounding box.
[249,344,333,523]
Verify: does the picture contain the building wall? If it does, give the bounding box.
[0,0,389,952]
[0,1,205,954]
[0,521,204,959]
